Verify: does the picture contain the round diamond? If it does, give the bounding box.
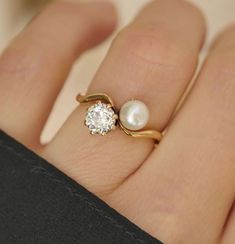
[85,102,117,135]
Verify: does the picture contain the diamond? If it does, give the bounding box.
[85,102,117,135]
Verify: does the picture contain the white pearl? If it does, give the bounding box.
[119,100,149,131]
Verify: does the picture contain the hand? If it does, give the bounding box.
[1,1,235,243]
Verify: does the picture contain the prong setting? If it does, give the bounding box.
[112,114,118,120]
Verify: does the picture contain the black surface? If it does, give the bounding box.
[0,131,162,244]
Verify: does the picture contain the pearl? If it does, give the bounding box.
[119,100,149,131]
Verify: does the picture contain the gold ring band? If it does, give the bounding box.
[77,93,162,144]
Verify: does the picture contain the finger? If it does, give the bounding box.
[0,1,116,150]
[222,203,235,244]
[110,25,235,243]
[216,26,235,244]
[43,0,206,196]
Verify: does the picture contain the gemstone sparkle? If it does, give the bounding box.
[85,102,117,135]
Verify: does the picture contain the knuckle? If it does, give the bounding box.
[109,25,193,100]
[113,24,185,67]
[0,45,45,81]
[0,39,60,83]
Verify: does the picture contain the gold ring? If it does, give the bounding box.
[76,93,162,144]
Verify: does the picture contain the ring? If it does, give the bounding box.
[76,93,162,144]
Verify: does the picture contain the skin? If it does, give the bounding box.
[0,0,235,243]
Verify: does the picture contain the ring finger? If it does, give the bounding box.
[43,0,206,197]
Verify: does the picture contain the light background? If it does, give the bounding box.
[0,0,235,141]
